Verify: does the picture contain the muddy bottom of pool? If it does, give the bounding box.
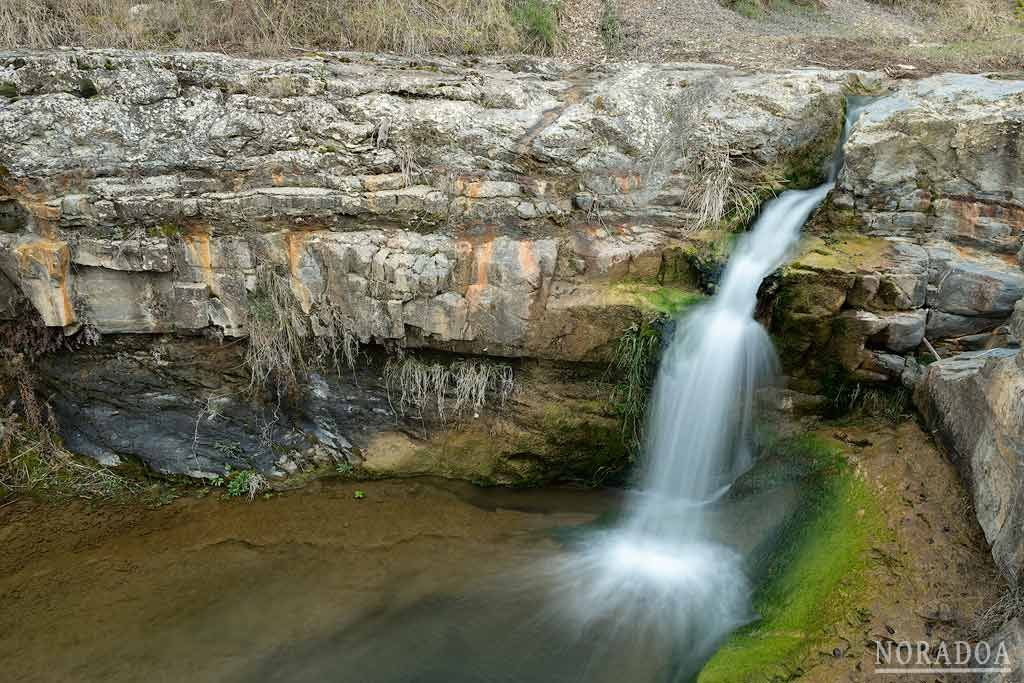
[0,477,795,683]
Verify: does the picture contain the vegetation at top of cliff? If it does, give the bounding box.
[1,0,1019,72]
[699,434,884,682]
[719,0,820,21]
[0,0,562,56]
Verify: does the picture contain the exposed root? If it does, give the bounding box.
[246,263,361,395]
[383,356,516,423]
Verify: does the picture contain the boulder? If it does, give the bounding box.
[839,75,1024,255]
[915,348,1024,583]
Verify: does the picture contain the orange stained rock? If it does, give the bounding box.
[614,174,643,193]
[285,230,313,313]
[464,239,494,309]
[517,240,540,289]
[183,232,216,292]
[453,178,483,198]
[15,237,76,326]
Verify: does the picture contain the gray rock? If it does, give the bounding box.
[878,309,927,353]
[927,310,1006,339]
[979,617,1024,683]
[1010,299,1024,345]
[842,75,1024,255]
[0,270,23,319]
[931,253,1024,317]
[37,337,400,479]
[915,348,1024,583]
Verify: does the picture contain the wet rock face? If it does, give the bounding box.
[773,74,1024,384]
[37,337,397,479]
[33,335,628,485]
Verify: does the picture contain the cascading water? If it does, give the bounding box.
[256,100,871,683]
[552,98,872,680]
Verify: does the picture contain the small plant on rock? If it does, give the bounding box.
[223,466,268,500]
[608,317,663,453]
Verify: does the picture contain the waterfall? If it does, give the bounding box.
[556,99,871,679]
[275,100,874,683]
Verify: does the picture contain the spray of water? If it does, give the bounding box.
[549,99,871,678]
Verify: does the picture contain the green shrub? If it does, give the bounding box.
[509,0,561,54]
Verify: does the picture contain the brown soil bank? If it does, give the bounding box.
[0,419,1003,682]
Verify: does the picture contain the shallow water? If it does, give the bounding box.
[0,477,796,683]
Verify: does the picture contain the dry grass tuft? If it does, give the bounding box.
[246,263,361,394]
[383,355,516,423]
[870,0,1020,38]
[0,0,559,56]
[973,584,1024,638]
[246,264,311,392]
[681,120,784,231]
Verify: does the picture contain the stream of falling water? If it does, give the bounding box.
[546,98,872,680]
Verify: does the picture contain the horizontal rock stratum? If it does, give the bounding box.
[0,49,852,359]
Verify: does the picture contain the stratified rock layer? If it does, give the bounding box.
[0,49,855,482]
[0,50,852,359]
[772,75,1024,384]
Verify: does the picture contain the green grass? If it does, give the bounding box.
[699,435,882,682]
[607,317,662,452]
[509,0,561,54]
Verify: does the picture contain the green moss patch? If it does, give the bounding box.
[699,435,883,682]
[608,283,705,316]
[787,232,894,275]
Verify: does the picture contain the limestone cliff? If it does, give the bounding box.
[0,49,856,483]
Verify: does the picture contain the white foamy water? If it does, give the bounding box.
[551,100,871,677]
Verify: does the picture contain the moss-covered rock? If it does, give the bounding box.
[699,435,884,682]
